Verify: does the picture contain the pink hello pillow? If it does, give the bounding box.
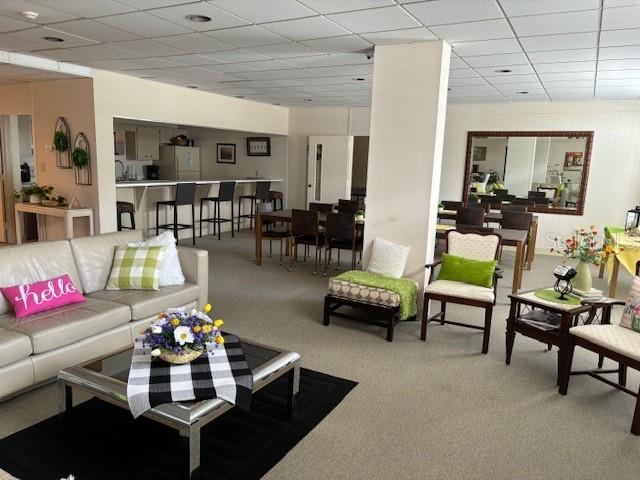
[0,274,85,319]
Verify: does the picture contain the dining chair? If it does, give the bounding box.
[441,201,462,211]
[422,229,502,353]
[512,197,531,206]
[456,206,485,226]
[324,212,362,274]
[309,202,333,213]
[500,211,533,259]
[337,199,359,214]
[501,204,528,212]
[289,209,324,274]
[257,202,290,265]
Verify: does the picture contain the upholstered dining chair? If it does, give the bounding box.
[456,206,486,226]
[421,229,502,354]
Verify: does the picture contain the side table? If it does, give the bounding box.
[505,289,618,385]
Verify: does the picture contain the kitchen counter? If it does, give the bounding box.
[116,178,283,188]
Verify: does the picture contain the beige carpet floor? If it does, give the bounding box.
[1,231,639,480]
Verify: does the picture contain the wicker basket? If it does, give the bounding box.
[159,348,203,364]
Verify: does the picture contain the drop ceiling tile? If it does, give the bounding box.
[403,0,502,26]
[127,56,184,68]
[485,73,540,84]
[497,87,547,96]
[328,6,420,34]
[84,59,146,70]
[499,0,599,16]
[505,94,550,101]
[449,68,479,79]
[155,33,236,53]
[284,53,369,67]
[534,61,595,73]
[0,15,37,33]
[448,76,489,86]
[9,27,100,48]
[51,19,141,43]
[538,71,595,81]
[452,38,522,56]
[449,56,468,69]
[599,45,640,60]
[249,41,317,58]
[31,0,135,18]
[597,69,640,79]
[510,10,599,37]
[519,32,599,51]
[242,59,306,70]
[599,28,640,47]
[549,92,594,99]
[261,16,350,41]
[602,5,640,30]
[453,84,498,93]
[0,0,78,24]
[204,25,288,47]
[200,62,255,73]
[0,33,43,50]
[113,38,186,56]
[542,79,595,89]
[465,94,509,101]
[604,0,640,6]
[41,44,141,61]
[208,0,316,23]
[301,35,372,53]
[493,81,544,91]
[464,52,529,68]
[527,48,596,64]
[544,86,595,94]
[148,3,248,31]
[206,49,270,63]
[430,19,513,43]
[97,12,192,38]
[599,58,640,70]
[476,64,535,76]
[302,75,370,85]
[360,27,437,45]
[305,64,370,77]
[297,0,394,14]
[597,77,640,86]
[596,92,640,99]
[155,53,222,66]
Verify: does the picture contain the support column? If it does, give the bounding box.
[363,41,450,295]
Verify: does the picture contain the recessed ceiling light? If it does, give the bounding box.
[304,99,313,102]
[352,77,365,81]
[21,11,39,20]
[43,36,64,42]
[186,14,212,23]
[186,85,198,89]
[273,103,281,105]
[495,69,512,73]
[516,91,528,94]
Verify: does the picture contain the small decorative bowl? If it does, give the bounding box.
[159,348,203,364]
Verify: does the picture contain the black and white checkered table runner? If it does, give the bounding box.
[127,333,253,418]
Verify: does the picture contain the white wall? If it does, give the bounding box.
[504,137,536,197]
[532,137,550,185]
[442,101,640,251]
[471,137,506,180]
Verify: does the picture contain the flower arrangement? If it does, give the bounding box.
[551,225,603,265]
[142,303,224,364]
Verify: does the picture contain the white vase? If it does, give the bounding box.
[573,261,592,293]
[29,194,41,204]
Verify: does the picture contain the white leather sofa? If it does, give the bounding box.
[0,230,208,400]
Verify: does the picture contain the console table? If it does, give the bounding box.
[15,203,94,244]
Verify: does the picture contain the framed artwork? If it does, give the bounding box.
[472,146,487,162]
[247,137,271,156]
[564,152,584,169]
[217,143,236,164]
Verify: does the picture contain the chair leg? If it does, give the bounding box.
[598,354,604,369]
[598,261,606,279]
[230,200,234,238]
[117,212,122,232]
[237,198,241,233]
[279,239,283,265]
[323,296,331,326]
[632,384,640,435]
[558,341,575,395]
[505,327,516,365]
[481,304,493,354]
[249,198,255,231]
[619,363,628,387]
[130,211,135,230]
[386,311,395,342]
[192,204,195,245]
[420,295,429,341]
[440,301,446,324]
[173,207,178,245]
[313,239,319,275]
[199,199,204,238]
[155,204,159,236]
[288,239,295,271]
[324,244,329,276]
[217,202,222,241]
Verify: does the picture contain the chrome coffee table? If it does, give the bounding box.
[57,338,301,479]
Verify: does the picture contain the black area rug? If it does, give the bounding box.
[0,368,356,480]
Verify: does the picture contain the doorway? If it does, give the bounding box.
[306,135,354,205]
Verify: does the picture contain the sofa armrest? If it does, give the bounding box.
[177,246,209,308]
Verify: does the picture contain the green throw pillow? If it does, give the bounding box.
[106,245,164,290]
[437,253,496,288]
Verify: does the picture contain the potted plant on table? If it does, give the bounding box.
[551,226,603,292]
[14,184,53,204]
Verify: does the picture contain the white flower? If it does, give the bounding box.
[174,326,195,346]
[155,317,168,326]
[190,308,198,316]
[151,348,161,357]
[151,325,162,334]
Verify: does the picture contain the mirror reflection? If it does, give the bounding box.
[465,132,592,215]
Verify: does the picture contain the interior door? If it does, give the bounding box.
[307,135,353,205]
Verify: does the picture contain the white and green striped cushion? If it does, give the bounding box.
[106,246,164,290]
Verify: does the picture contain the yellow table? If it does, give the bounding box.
[602,228,640,297]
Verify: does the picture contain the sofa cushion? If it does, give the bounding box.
[425,279,495,303]
[69,230,143,294]
[0,297,131,354]
[0,240,81,316]
[89,283,200,321]
[0,328,32,368]
[570,324,640,362]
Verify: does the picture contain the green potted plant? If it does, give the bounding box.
[53,131,69,152]
[42,193,66,207]
[355,209,365,221]
[72,147,89,168]
[15,184,53,204]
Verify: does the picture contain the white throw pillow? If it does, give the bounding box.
[367,238,411,279]
[129,232,185,286]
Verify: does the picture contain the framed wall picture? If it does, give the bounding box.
[472,146,487,162]
[564,151,584,169]
[217,143,236,164]
[247,137,271,156]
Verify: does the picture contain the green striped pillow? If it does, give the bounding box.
[106,246,164,290]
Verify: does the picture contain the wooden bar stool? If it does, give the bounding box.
[237,181,270,232]
[155,182,196,245]
[200,181,236,240]
[116,201,135,231]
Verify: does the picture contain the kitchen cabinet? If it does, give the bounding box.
[160,127,188,145]
[136,126,160,161]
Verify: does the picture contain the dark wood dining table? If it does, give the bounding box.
[254,209,364,266]
[438,209,539,271]
[436,224,528,294]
